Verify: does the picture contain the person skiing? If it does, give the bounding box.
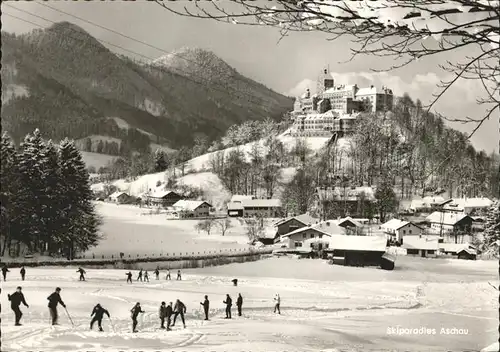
[130,302,144,333]
[77,267,86,281]
[159,302,167,329]
[223,294,232,319]
[20,266,26,281]
[47,287,66,325]
[165,269,171,280]
[137,269,143,282]
[90,303,110,332]
[273,294,281,314]
[200,295,209,321]
[232,278,238,286]
[176,270,182,281]
[126,271,133,284]
[172,299,186,328]
[144,270,149,282]
[8,286,29,326]
[2,264,10,281]
[154,267,160,280]
[165,302,173,331]
[236,293,243,317]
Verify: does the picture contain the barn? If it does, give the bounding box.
[324,235,389,268]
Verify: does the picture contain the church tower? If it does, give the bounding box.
[317,67,334,95]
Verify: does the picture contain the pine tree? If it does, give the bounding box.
[153,149,168,172]
[478,201,500,257]
[17,129,49,252]
[0,133,24,255]
[375,181,398,223]
[59,138,101,259]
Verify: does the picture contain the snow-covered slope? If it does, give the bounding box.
[1,256,497,352]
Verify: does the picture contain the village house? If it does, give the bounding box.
[147,190,182,208]
[426,212,474,243]
[108,191,130,204]
[323,235,389,268]
[172,200,212,218]
[313,186,376,219]
[274,213,319,236]
[227,198,283,218]
[381,219,424,244]
[440,243,477,260]
[280,220,345,249]
[408,196,446,213]
[335,217,367,235]
[441,197,493,215]
[402,236,439,258]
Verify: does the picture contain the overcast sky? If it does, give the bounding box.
[2,1,498,153]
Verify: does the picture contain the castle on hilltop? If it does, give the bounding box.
[289,68,394,138]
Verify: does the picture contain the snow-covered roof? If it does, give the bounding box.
[282,220,346,238]
[316,186,376,202]
[275,213,319,227]
[173,200,212,211]
[440,243,475,253]
[338,217,364,228]
[230,195,256,203]
[148,190,179,199]
[241,199,282,208]
[426,212,472,226]
[109,191,128,199]
[443,197,493,211]
[402,236,439,251]
[326,235,387,252]
[457,248,477,256]
[355,87,378,96]
[227,202,244,211]
[381,219,421,231]
[409,196,446,210]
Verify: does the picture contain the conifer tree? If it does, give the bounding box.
[0,133,23,255]
[478,201,500,258]
[154,149,168,172]
[59,138,101,259]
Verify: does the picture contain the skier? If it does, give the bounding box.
[144,270,149,282]
[200,295,209,321]
[165,302,173,331]
[130,302,145,333]
[126,271,133,284]
[223,294,232,319]
[154,267,160,280]
[176,270,182,281]
[47,287,66,325]
[2,264,10,281]
[159,302,167,329]
[8,286,29,326]
[165,269,171,280]
[20,266,26,281]
[90,303,110,332]
[232,278,238,286]
[273,294,281,314]
[172,299,186,328]
[137,269,143,282]
[77,267,86,281]
[236,293,243,317]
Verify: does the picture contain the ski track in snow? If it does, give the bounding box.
[1,258,497,352]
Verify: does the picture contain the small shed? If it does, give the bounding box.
[457,248,477,260]
[324,235,388,268]
[227,201,244,217]
[108,191,130,204]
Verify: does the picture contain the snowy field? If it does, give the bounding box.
[81,152,118,170]
[1,256,497,352]
[84,202,260,258]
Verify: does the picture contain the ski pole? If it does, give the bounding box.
[64,307,75,327]
[109,316,116,333]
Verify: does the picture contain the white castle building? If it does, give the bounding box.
[290,68,394,137]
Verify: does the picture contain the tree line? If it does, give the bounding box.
[1,129,101,259]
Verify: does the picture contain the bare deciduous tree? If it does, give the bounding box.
[156,0,499,138]
[195,218,215,235]
[216,218,233,236]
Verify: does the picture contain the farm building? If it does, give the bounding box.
[442,197,493,215]
[227,198,282,218]
[172,200,212,218]
[230,195,256,202]
[227,201,244,217]
[147,190,182,208]
[275,213,319,236]
[457,248,477,260]
[426,212,474,243]
[402,236,439,258]
[440,243,477,258]
[335,217,367,235]
[108,191,130,204]
[381,219,424,243]
[323,235,389,268]
[281,220,346,249]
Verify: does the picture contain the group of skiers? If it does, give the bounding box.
[4,264,283,333]
[126,268,182,283]
[2,265,26,281]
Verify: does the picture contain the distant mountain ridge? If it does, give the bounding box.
[1,22,293,152]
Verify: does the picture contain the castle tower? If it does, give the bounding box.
[317,67,334,95]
